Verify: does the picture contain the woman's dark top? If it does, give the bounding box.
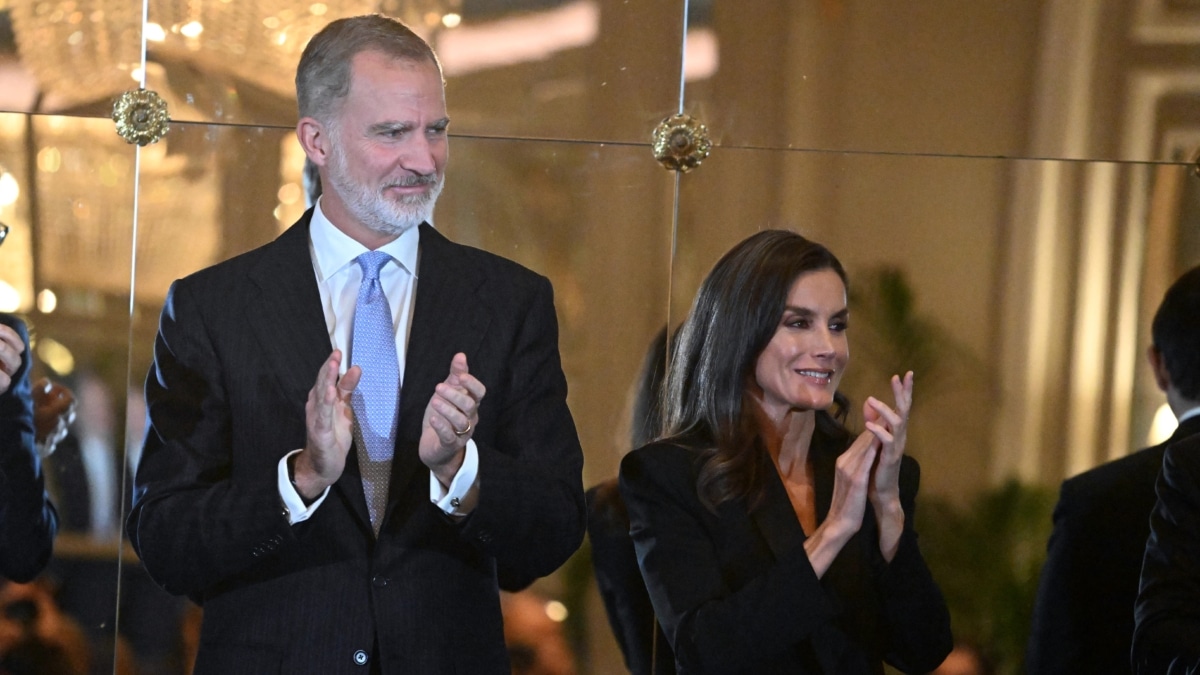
[618,429,952,675]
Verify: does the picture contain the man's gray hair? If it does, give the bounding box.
[296,14,442,124]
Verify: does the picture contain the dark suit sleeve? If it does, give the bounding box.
[1133,439,1200,674]
[456,275,585,583]
[620,445,838,673]
[876,458,953,673]
[1026,480,1087,674]
[0,315,57,582]
[587,482,674,675]
[126,280,294,597]
[621,446,949,674]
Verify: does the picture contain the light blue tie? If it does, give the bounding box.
[350,251,400,531]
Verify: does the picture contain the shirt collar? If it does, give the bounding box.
[1178,406,1200,425]
[309,198,420,281]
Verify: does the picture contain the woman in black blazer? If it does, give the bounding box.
[619,230,952,674]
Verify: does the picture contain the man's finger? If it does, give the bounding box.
[339,365,363,394]
[449,352,468,377]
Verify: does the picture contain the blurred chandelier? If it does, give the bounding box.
[10,0,463,111]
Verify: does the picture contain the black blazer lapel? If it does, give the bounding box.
[384,225,490,524]
[245,213,373,531]
[750,449,808,562]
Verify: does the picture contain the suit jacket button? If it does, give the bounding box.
[371,575,389,588]
[353,650,369,666]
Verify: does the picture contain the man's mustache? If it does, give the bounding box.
[386,174,438,188]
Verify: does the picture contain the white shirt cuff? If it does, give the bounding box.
[278,449,331,525]
[430,440,479,516]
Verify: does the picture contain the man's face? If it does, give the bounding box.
[321,50,448,239]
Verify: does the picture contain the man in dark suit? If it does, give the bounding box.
[0,313,58,582]
[1132,434,1200,674]
[126,14,585,675]
[1027,264,1200,674]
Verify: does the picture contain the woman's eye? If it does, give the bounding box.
[830,321,848,333]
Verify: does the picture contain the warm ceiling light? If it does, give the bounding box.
[36,147,61,174]
[180,21,204,38]
[277,182,301,205]
[544,600,568,622]
[37,337,75,376]
[1147,402,1177,446]
[37,289,57,314]
[0,280,19,313]
[442,13,462,28]
[145,23,166,42]
[0,172,19,206]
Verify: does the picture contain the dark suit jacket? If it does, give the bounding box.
[126,215,586,675]
[586,480,675,675]
[0,314,57,582]
[1026,416,1200,675]
[1132,432,1200,674]
[618,433,951,675]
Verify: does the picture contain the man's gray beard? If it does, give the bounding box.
[326,148,443,236]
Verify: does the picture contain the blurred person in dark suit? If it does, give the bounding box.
[1027,264,1200,675]
[587,327,676,675]
[1132,434,1200,674]
[0,314,57,583]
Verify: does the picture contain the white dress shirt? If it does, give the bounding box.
[1178,406,1200,426]
[277,201,479,524]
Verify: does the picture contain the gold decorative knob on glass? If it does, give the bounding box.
[652,114,712,173]
[112,89,170,146]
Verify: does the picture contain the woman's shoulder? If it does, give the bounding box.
[619,439,707,498]
[621,439,699,475]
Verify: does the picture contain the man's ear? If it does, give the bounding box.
[296,117,330,167]
[1148,345,1172,393]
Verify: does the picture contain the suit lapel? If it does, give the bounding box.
[749,429,842,562]
[384,225,490,524]
[245,213,373,531]
[751,448,808,561]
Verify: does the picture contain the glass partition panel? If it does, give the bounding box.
[673,149,1196,491]
[0,111,136,675]
[143,0,685,144]
[670,148,1196,671]
[686,0,1200,162]
[121,122,676,674]
[0,4,145,118]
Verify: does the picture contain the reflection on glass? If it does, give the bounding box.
[4,3,143,114]
[2,1,684,140]
[0,112,137,675]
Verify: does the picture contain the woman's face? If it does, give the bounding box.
[750,269,849,420]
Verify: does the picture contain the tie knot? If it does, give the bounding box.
[356,251,391,282]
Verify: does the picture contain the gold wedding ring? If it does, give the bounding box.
[454,420,472,437]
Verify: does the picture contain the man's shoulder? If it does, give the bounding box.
[432,230,544,280]
[1164,435,1200,480]
[1060,445,1167,507]
[175,222,306,293]
[423,226,551,304]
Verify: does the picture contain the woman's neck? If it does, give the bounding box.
[755,403,818,481]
